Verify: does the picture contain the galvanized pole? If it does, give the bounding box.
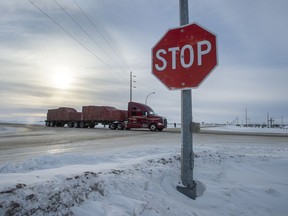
[130,72,132,102]
[176,0,197,199]
[130,72,136,102]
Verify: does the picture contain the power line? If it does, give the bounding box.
[55,0,126,73]
[72,0,129,72]
[80,0,131,72]
[28,0,127,81]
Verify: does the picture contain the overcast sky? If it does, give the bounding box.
[0,0,287,125]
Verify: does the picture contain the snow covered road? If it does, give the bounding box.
[0,123,175,164]
[1,123,287,165]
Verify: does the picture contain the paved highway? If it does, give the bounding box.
[1,123,288,165]
[0,123,180,164]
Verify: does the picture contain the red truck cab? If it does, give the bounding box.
[125,102,167,131]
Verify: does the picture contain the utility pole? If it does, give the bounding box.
[176,0,197,200]
[130,72,136,102]
[269,117,274,128]
[245,108,248,126]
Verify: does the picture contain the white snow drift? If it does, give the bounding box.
[0,125,288,216]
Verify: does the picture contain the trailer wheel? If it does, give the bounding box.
[149,123,157,132]
[117,123,124,130]
[74,122,79,128]
[79,122,86,128]
[89,123,96,128]
[49,121,55,127]
[68,122,74,128]
[56,122,64,127]
[109,123,117,130]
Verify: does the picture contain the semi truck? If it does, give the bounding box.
[45,102,167,131]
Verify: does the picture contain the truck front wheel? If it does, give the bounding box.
[149,123,157,132]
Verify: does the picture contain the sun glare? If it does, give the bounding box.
[51,67,73,90]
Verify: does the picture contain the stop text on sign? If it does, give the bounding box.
[151,23,217,89]
[155,40,211,71]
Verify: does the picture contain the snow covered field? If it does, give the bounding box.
[201,125,288,135]
[0,124,288,215]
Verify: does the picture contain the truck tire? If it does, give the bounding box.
[79,122,86,128]
[149,123,157,132]
[158,128,163,131]
[74,122,79,128]
[68,122,74,128]
[109,123,117,130]
[89,123,96,128]
[117,123,124,130]
[49,121,55,127]
[56,122,64,127]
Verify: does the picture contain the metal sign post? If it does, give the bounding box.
[176,0,197,199]
[151,0,218,200]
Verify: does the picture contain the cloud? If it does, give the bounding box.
[0,0,287,124]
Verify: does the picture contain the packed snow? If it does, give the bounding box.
[0,125,288,216]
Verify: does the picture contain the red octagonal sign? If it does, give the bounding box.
[152,23,217,90]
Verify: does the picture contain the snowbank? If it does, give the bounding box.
[1,137,288,216]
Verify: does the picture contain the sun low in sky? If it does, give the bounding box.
[0,0,288,125]
[50,66,74,90]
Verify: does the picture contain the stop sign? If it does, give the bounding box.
[152,23,217,90]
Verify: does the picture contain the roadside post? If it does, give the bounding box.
[152,0,218,199]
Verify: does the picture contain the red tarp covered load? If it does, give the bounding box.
[47,107,81,121]
[82,106,127,122]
